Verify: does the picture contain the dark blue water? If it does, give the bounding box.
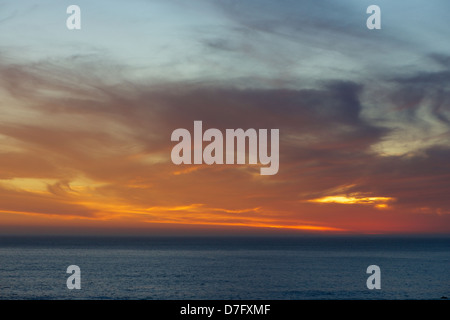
[0,236,448,300]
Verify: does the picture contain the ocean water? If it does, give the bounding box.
[0,236,448,300]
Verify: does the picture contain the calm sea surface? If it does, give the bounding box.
[0,236,448,300]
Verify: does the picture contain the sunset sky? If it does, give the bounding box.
[0,0,449,235]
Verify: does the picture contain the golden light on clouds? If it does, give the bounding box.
[307,194,396,209]
[141,219,346,232]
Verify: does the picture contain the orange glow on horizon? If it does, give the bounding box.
[0,174,446,235]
